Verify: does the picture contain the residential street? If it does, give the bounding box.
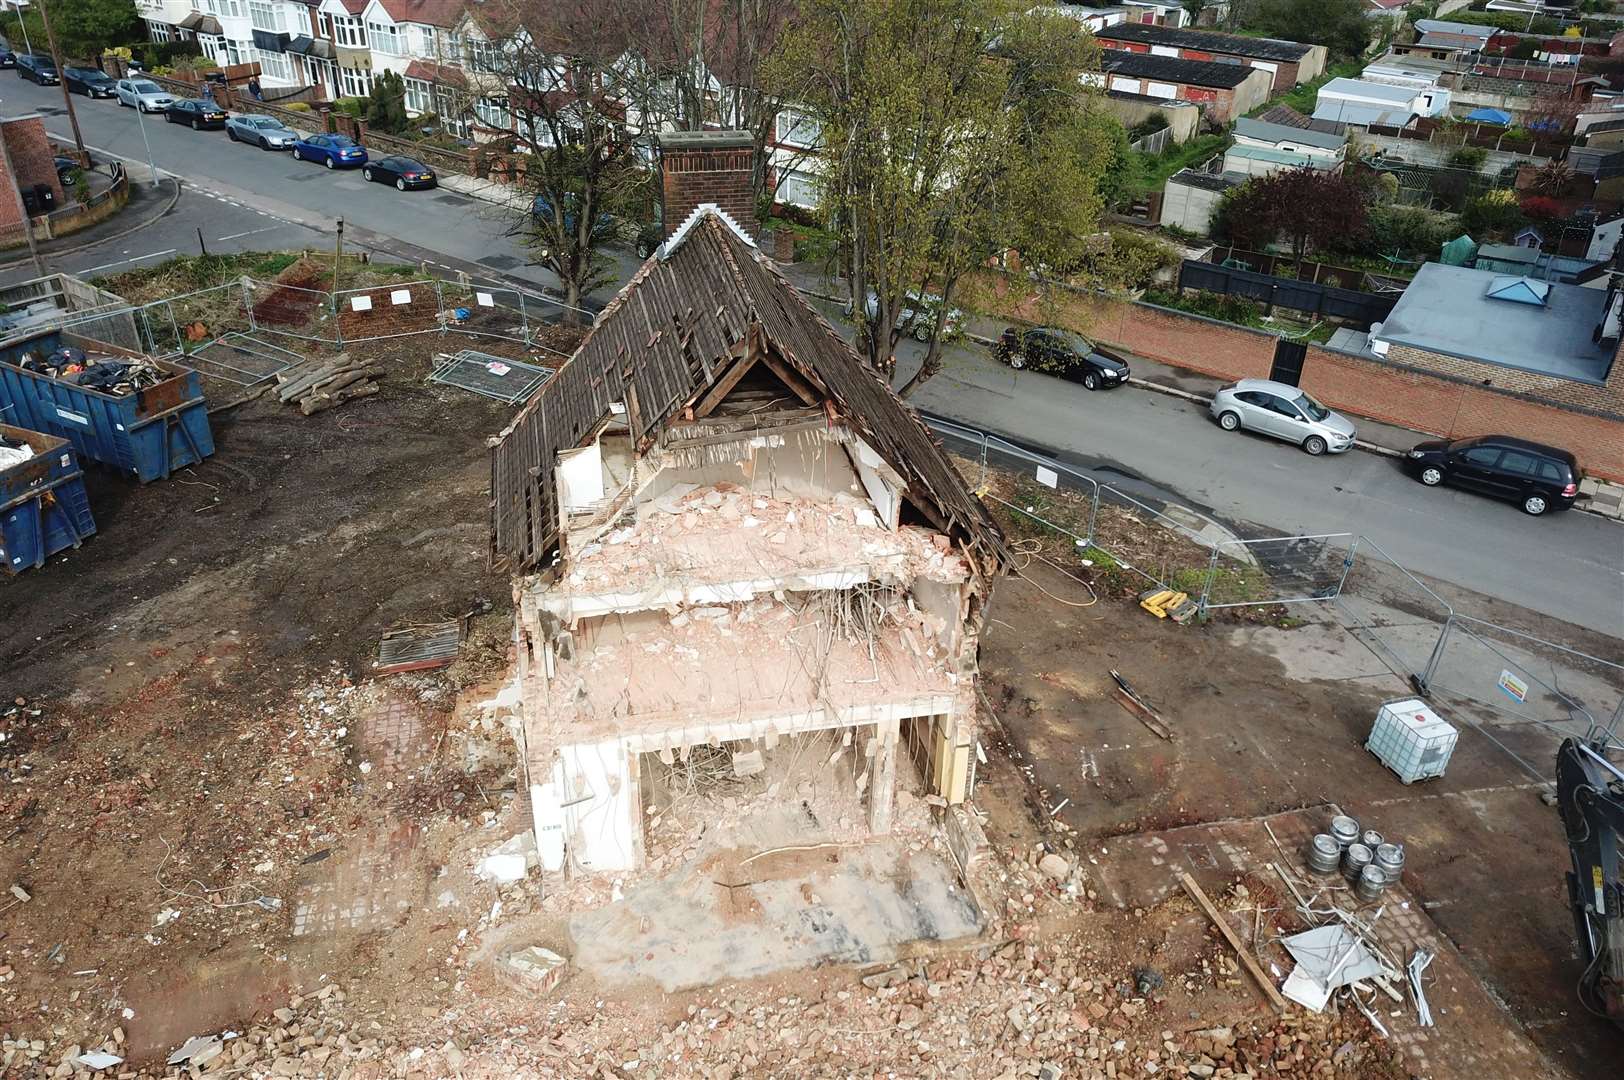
[6,76,1621,637]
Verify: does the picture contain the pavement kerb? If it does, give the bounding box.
[0,177,183,272]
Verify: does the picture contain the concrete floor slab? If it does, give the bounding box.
[569,839,981,993]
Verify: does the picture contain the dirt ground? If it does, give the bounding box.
[1,291,1618,1077]
[979,562,1622,1080]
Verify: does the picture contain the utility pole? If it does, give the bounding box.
[332,217,344,295]
[8,1,31,55]
[0,122,47,279]
[35,0,86,166]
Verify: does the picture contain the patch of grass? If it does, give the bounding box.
[1129,133,1230,199]
[251,251,300,277]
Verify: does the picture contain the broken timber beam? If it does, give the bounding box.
[1180,873,1287,1013]
[1112,687,1173,741]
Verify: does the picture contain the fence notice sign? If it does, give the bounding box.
[1034,466,1058,489]
[1497,670,1528,704]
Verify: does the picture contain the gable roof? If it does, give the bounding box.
[374,0,467,27]
[489,209,1009,574]
[1100,49,1263,90]
[1093,22,1314,63]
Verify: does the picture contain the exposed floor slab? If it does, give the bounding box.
[569,833,981,992]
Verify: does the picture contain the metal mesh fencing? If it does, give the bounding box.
[334,280,444,343]
[1420,615,1624,748]
[56,304,145,355]
[1202,533,1357,610]
[245,275,336,344]
[1330,536,1455,686]
[138,283,252,357]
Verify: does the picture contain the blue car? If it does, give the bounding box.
[291,133,367,169]
[531,193,614,237]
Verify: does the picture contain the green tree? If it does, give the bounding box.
[776,0,1115,397]
[471,1,647,320]
[1217,168,1372,263]
[1250,0,1372,61]
[7,0,140,61]
[365,70,410,135]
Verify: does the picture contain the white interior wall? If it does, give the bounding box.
[639,432,864,506]
[557,441,605,512]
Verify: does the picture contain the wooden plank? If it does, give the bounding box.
[757,349,820,406]
[1112,687,1174,741]
[692,348,758,418]
[1180,873,1288,1013]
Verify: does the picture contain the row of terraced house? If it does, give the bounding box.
[135,0,527,136]
[132,0,827,206]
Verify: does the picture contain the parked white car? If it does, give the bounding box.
[847,289,965,341]
[115,78,174,113]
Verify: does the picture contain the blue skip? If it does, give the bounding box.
[0,424,96,575]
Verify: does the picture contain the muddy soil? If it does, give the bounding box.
[979,568,1620,1080]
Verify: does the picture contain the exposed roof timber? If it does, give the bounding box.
[490,209,1009,576]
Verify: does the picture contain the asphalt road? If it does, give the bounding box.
[0,75,638,295]
[832,305,1624,637]
[4,78,1621,635]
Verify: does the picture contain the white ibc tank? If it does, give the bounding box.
[1366,698,1457,784]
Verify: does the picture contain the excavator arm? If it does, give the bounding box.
[1556,737,1624,1026]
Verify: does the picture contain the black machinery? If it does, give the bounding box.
[1556,736,1624,1026]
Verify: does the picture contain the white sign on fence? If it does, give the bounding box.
[349,295,372,312]
[1034,466,1058,489]
[476,292,495,307]
[391,289,412,306]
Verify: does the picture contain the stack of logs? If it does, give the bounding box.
[276,354,383,416]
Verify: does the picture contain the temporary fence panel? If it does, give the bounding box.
[429,350,555,405]
[1418,614,1624,747]
[244,275,336,344]
[140,283,253,358]
[1330,535,1455,686]
[184,332,306,387]
[334,280,445,343]
[1201,533,1357,611]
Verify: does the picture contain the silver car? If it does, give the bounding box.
[226,113,298,150]
[115,78,174,113]
[1209,378,1356,456]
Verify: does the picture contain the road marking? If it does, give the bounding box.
[216,226,281,242]
[77,249,178,274]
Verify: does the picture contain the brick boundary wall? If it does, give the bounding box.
[973,275,1624,481]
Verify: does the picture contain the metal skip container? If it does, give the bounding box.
[0,424,96,574]
[0,332,213,483]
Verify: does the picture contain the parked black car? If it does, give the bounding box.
[994,326,1131,390]
[0,49,15,70]
[361,155,438,190]
[16,54,58,85]
[53,155,84,185]
[1403,435,1581,516]
[164,98,228,130]
[64,66,117,98]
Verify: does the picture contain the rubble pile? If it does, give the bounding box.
[564,483,969,594]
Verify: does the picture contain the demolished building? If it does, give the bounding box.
[489,136,1008,873]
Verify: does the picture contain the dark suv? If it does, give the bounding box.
[1404,435,1580,516]
[16,54,58,85]
[994,326,1130,390]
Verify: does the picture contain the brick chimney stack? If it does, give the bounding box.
[658,130,758,241]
